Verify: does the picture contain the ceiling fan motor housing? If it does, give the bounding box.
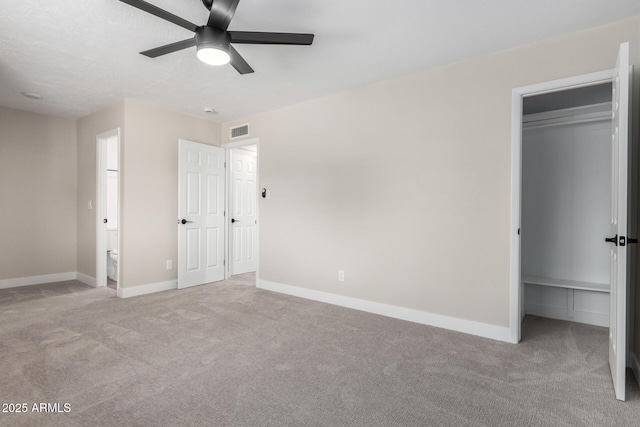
[196,26,230,52]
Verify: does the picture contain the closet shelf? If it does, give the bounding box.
[522,275,609,293]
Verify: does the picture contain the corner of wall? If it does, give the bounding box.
[75,100,126,280]
[119,98,221,289]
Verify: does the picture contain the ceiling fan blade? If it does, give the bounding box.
[207,0,240,30]
[118,0,198,32]
[228,31,314,45]
[140,38,197,58]
[229,46,254,74]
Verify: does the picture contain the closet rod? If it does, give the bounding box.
[523,113,610,130]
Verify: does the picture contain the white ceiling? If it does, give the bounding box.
[1,0,639,122]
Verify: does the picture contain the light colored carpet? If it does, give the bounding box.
[0,274,638,426]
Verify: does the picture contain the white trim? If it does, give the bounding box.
[0,272,77,289]
[116,280,177,298]
[224,146,231,280]
[510,89,523,344]
[222,137,260,149]
[515,70,615,97]
[258,280,511,343]
[631,352,640,389]
[509,69,614,344]
[76,272,97,288]
[524,303,609,328]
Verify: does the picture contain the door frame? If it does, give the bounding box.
[222,138,260,281]
[96,128,121,289]
[509,70,615,343]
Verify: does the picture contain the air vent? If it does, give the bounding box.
[230,124,249,139]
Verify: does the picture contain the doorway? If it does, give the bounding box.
[223,138,259,284]
[229,145,258,276]
[521,83,612,328]
[96,129,121,291]
[510,42,631,401]
[177,139,226,289]
[177,138,260,289]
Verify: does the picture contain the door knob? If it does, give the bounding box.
[605,234,618,246]
[231,218,239,223]
[180,219,193,224]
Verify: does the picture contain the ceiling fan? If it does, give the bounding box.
[118,0,315,74]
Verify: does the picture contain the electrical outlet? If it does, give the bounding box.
[338,270,345,282]
[166,260,173,270]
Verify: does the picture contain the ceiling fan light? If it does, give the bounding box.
[197,46,230,66]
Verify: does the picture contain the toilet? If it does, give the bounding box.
[107,229,118,282]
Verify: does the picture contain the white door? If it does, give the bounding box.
[178,140,226,289]
[608,42,630,401]
[230,148,258,275]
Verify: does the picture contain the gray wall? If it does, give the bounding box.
[521,120,611,284]
[0,107,77,280]
[221,17,640,329]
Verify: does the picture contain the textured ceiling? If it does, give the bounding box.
[1,0,639,122]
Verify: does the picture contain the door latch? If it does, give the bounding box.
[606,235,638,247]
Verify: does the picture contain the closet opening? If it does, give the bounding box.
[521,82,613,329]
[510,43,631,401]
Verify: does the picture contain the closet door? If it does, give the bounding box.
[608,42,630,402]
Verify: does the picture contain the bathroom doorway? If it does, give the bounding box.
[96,129,121,290]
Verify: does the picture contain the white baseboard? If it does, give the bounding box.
[525,303,569,322]
[76,272,97,288]
[257,280,511,343]
[117,280,177,298]
[631,352,640,389]
[0,272,77,290]
[525,303,608,328]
